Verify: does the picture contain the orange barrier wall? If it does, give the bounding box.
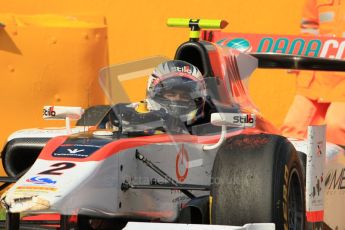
[0,14,108,149]
[0,1,304,169]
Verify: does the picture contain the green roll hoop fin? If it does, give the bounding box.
[167,18,228,41]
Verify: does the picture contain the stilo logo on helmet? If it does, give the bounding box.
[170,65,193,74]
[147,60,207,124]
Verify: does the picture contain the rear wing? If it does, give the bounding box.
[202,31,345,71]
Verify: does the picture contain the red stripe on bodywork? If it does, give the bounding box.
[39,135,68,157]
[22,213,60,221]
[306,210,324,222]
[22,213,60,228]
[38,128,263,162]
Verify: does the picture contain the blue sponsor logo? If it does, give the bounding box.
[53,144,100,158]
[26,176,56,185]
[218,38,251,52]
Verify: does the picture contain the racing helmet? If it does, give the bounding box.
[147,60,207,124]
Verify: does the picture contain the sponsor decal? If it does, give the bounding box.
[311,175,323,198]
[53,144,100,158]
[16,186,57,192]
[324,169,333,188]
[324,168,345,195]
[309,145,324,198]
[176,144,189,182]
[172,195,189,203]
[38,162,76,175]
[212,113,256,127]
[67,148,85,154]
[171,66,192,74]
[43,106,83,120]
[212,31,345,59]
[43,106,56,117]
[218,38,252,52]
[306,125,326,223]
[26,176,56,185]
[233,114,255,126]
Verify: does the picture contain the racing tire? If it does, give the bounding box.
[210,134,305,230]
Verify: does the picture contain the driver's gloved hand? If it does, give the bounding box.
[114,104,161,124]
[112,104,165,135]
[112,104,189,134]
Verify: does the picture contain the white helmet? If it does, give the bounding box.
[147,60,207,124]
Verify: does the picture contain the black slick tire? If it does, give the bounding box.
[210,134,305,230]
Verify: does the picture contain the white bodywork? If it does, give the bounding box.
[3,159,99,213]
[42,106,84,120]
[290,137,345,229]
[7,126,88,142]
[6,105,87,142]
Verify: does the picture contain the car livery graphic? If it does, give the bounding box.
[217,38,252,53]
[26,176,57,185]
[208,31,345,59]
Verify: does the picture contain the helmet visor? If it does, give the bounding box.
[148,75,206,120]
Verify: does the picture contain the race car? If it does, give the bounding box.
[1,18,345,230]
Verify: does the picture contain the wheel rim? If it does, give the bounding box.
[288,169,304,230]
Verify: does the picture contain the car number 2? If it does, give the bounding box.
[38,162,76,175]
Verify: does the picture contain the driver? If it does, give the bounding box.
[146,60,208,130]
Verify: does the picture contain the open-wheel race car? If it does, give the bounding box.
[1,18,345,230]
